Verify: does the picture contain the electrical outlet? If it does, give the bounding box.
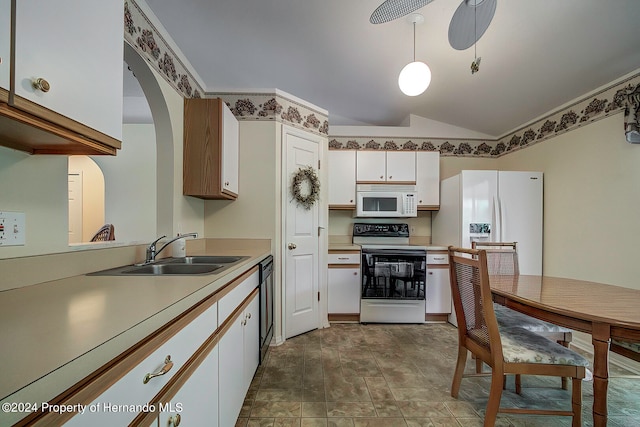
[0,211,26,246]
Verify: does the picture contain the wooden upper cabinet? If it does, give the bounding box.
[183,98,240,200]
[0,0,124,155]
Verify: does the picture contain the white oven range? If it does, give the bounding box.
[353,223,426,323]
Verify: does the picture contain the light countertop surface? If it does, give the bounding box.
[0,243,270,423]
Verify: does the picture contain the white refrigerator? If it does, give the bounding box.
[433,170,543,274]
[432,171,543,324]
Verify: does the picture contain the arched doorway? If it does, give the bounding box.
[67,42,178,245]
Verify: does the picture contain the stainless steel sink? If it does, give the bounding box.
[88,262,224,276]
[121,263,223,275]
[164,256,248,264]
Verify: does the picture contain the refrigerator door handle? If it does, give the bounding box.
[493,196,501,241]
[499,197,506,241]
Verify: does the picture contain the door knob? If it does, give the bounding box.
[288,243,297,250]
[32,77,51,93]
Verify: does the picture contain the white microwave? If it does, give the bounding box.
[356,184,418,218]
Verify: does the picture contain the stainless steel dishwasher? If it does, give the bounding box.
[259,255,274,363]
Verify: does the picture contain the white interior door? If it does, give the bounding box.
[68,172,83,243]
[284,126,320,339]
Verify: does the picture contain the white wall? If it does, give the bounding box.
[0,148,69,257]
[204,121,278,240]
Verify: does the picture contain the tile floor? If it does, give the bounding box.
[236,323,640,427]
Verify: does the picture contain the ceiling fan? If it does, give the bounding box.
[370,0,497,51]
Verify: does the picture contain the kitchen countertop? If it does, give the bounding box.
[0,241,270,424]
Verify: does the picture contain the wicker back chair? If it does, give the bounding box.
[90,224,115,242]
[448,246,588,426]
[471,241,573,391]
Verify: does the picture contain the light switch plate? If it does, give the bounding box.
[0,211,26,246]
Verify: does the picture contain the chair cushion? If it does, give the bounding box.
[499,326,590,370]
[494,304,572,334]
[612,339,640,353]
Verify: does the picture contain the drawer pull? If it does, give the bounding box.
[337,257,349,260]
[143,355,173,384]
[168,413,181,426]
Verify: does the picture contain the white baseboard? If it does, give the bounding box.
[571,336,640,376]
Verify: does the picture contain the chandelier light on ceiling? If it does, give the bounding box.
[398,13,431,96]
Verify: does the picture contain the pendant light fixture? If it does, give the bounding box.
[398,13,431,96]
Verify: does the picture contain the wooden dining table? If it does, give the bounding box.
[489,274,640,427]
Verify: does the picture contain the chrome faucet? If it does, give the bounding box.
[143,232,198,264]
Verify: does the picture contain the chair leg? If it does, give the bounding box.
[559,340,570,390]
[451,347,468,398]
[515,374,522,394]
[484,369,504,427]
[476,357,483,373]
[571,377,582,427]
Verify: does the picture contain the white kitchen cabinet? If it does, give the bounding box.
[0,0,9,102]
[219,289,259,427]
[184,98,240,200]
[356,150,386,182]
[328,150,357,207]
[386,151,416,182]
[157,345,219,427]
[328,250,361,318]
[243,294,260,389]
[426,267,451,314]
[416,151,440,209]
[328,267,361,314]
[222,103,240,195]
[64,301,219,427]
[356,151,416,183]
[11,0,123,142]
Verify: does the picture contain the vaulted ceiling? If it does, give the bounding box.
[126,0,640,137]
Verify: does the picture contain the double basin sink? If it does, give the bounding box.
[88,256,249,276]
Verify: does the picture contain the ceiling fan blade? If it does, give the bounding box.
[370,0,435,24]
[448,0,497,50]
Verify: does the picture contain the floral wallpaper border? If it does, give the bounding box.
[210,93,329,136]
[330,72,640,157]
[124,1,204,99]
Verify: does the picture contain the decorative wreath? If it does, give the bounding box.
[291,166,320,210]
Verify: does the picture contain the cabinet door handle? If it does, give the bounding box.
[353,272,358,275]
[32,77,51,93]
[380,175,384,179]
[143,355,173,384]
[247,312,252,319]
[389,176,392,179]
[168,413,181,426]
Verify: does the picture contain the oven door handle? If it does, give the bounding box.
[361,249,426,257]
